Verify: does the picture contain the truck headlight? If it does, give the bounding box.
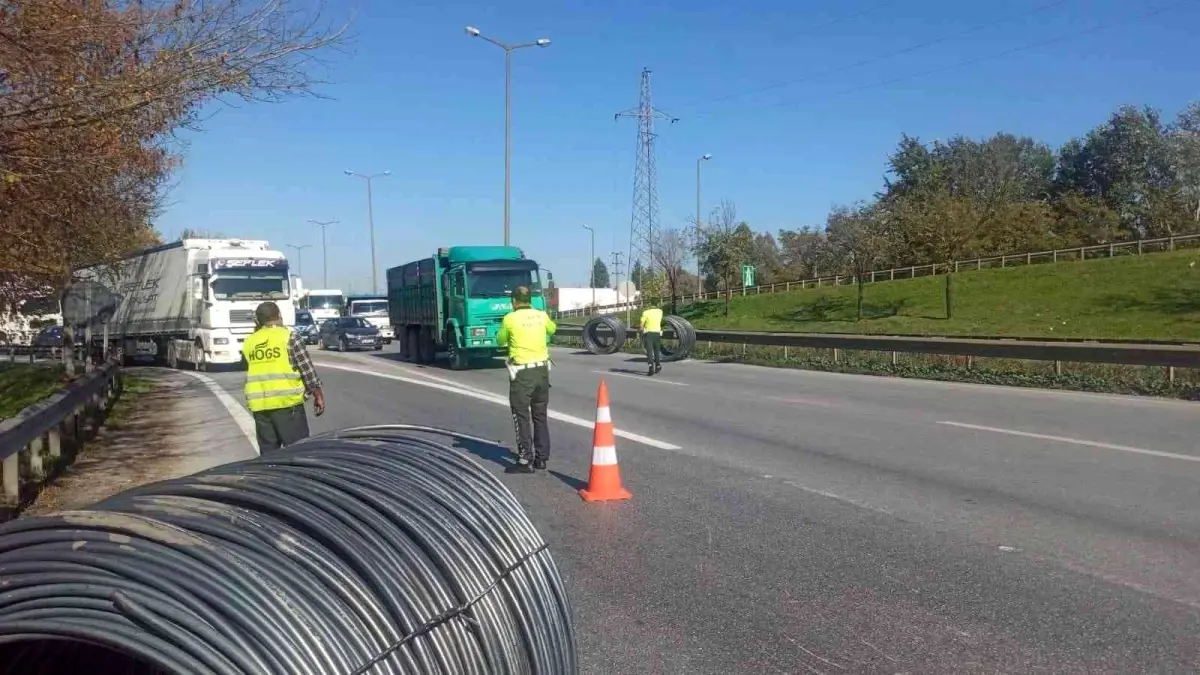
[213,338,229,345]
[471,327,486,337]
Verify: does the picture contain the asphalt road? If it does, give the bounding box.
[206,344,1200,674]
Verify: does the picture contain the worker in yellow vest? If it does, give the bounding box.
[497,286,556,474]
[639,307,664,376]
[243,301,325,452]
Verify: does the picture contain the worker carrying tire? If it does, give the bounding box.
[497,286,556,474]
[639,307,664,376]
[243,301,326,452]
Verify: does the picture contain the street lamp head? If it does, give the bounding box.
[343,169,354,176]
[465,25,480,37]
[536,38,551,47]
[381,170,391,176]
[701,154,712,161]
[582,224,593,232]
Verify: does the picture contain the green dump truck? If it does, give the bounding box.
[386,246,546,369]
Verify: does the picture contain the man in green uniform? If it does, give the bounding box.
[639,306,664,376]
[497,285,556,474]
[243,301,325,452]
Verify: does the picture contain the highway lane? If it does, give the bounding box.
[206,345,1200,673]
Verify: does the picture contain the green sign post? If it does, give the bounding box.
[741,264,756,288]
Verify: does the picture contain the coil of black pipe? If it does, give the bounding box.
[658,315,696,363]
[580,316,626,355]
[0,424,578,674]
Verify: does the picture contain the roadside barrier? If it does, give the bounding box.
[0,424,578,674]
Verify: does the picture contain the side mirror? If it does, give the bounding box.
[192,277,205,301]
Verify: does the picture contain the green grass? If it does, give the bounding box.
[0,363,73,420]
[570,248,1200,341]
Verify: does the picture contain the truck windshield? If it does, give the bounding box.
[306,296,344,311]
[211,272,290,301]
[349,300,387,314]
[468,270,534,298]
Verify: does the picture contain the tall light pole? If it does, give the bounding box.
[308,219,338,288]
[582,224,595,311]
[285,244,312,279]
[695,154,712,295]
[343,170,390,293]
[464,25,552,247]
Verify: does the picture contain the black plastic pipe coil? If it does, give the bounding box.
[0,424,578,674]
[580,314,696,362]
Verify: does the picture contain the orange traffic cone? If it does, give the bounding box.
[579,379,632,503]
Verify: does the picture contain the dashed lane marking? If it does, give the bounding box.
[938,421,1198,463]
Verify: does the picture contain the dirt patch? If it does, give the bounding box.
[24,369,229,515]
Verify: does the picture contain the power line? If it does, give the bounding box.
[678,0,1071,112]
[775,0,1195,111]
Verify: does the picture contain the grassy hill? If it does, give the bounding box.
[569,248,1200,342]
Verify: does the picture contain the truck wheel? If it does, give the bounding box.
[406,329,420,362]
[446,329,467,370]
[418,327,436,364]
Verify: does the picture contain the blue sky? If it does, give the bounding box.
[155,0,1200,290]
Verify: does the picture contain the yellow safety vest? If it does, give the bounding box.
[640,308,664,333]
[498,307,556,365]
[242,325,306,413]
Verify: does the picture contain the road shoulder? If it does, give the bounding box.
[24,367,258,515]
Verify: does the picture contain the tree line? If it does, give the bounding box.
[635,101,1200,315]
[0,0,345,318]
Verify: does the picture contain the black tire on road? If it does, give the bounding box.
[581,316,627,355]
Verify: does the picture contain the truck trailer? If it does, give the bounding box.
[77,238,295,369]
[386,246,544,369]
[346,294,395,344]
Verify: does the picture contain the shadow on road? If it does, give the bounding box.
[365,351,509,371]
[451,437,588,491]
[607,367,650,377]
[549,470,587,491]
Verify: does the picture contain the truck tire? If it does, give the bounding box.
[446,328,468,370]
[406,329,420,362]
[418,327,436,364]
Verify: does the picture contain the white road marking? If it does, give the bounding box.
[180,371,259,455]
[937,421,1199,463]
[594,370,690,386]
[317,361,682,450]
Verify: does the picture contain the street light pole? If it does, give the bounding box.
[465,25,552,247]
[696,154,712,296]
[343,171,390,293]
[308,219,338,288]
[285,244,312,279]
[583,224,595,311]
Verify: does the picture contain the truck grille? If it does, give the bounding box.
[229,309,255,324]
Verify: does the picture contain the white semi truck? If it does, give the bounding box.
[78,238,295,369]
[299,289,344,322]
[346,294,394,344]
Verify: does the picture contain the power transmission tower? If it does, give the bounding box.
[616,68,677,281]
[609,251,624,292]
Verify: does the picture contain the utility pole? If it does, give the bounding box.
[285,244,313,279]
[616,67,678,283]
[343,171,390,293]
[696,154,711,295]
[610,250,624,301]
[308,219,338,288]
[582,224,595,311]
[464,26,552,246]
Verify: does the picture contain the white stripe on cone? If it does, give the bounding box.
[592,445,618,466]
[595,406,612,424]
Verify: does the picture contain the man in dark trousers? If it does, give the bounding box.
[242,301,325,452]
[497,286,556,474]
[639,306,664,375]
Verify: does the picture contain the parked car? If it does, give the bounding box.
[294,310,319,345]
[318,316,381,352]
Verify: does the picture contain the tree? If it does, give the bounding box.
[650,228,689,313]
[778,226,831,279]
[590,258,610,288]
[695,200,754,317]
[750,232,784,285]
[630,259,645,290]
[1171,102,1200,222]
[825,203,886,320]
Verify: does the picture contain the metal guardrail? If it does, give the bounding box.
[553,233,1200,319]
[0,361,123,504]
[554,325,1200,369]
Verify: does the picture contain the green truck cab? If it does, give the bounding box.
[386,246,546,369]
